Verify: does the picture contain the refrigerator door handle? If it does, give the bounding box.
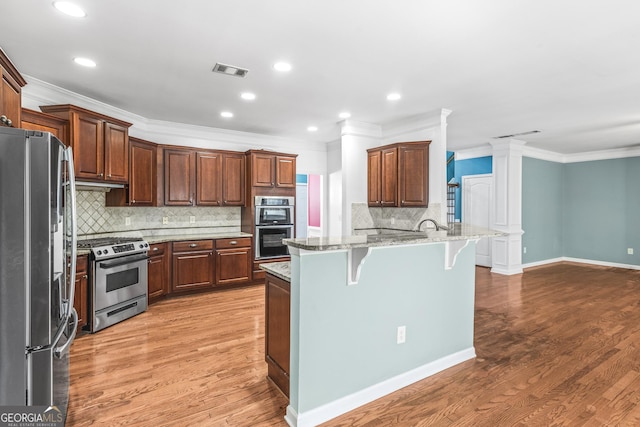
[54,308,78,359]
[65,146,78,317]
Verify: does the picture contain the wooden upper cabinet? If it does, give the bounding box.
[39,104,132,183]
[251,152,275,187]
[128,138,157,206]
[275,156,296,188]
[196,151,222,206]
[222,152,245,206]
[246,150,298,189]
[0,48,26,129]
[21,108,68,142]
[164,148,195,206]
[367,141,430,208]
[398,143,429,207]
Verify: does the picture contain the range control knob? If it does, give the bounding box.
[97,250,102,255]
[139,244,144,249]
[103,249,109,254]
[144,243,149,247]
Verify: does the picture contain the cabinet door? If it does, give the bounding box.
[129,139,156,206]
[380,147,398,206]
[164,149,195,206]
[71,112,104,180]
[367,150,382,206]
[196,151,222,206]
[103,122,129,183]
[73,255,88,332]
[148,248,168,302]
[275,156,296,188]
[265,273,290,397]
[222,153,245,206]
[398,144,429,207]
[1,67,21,127]
[172,251,214,292]
[252,153,275,187]
[215,247,251,285]
[21,109,67,142]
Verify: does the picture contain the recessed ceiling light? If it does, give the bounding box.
[273,62,292,72]
[339,112,351,119]
[53,1,86,17]
[386,93,401,101]
[73,57,96,67]
[240,92,256,101]
[220,111,234,118]
[307,126,318,132]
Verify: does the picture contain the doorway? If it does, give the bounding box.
[462,174,493,267]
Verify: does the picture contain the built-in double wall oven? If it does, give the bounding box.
[255,196,294,259]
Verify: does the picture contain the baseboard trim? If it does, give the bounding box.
[523,257,640,271]
[285,347,476,427]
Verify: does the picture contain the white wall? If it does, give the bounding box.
[326,140,342,237]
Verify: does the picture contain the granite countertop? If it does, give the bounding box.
[76,230,252,256]
[143,231,252,244]
[260,261,291,282]
[284,223,505,252]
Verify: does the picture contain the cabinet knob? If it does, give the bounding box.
[107,174,112,178]
[83,274,88,279]
[98,173,104,178]
[230,240,237,245]
[131,199,136,204]
[152,247,159,251]
[189,243,197,248]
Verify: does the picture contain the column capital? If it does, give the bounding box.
[490,138,527,155]
[340,120,382,138]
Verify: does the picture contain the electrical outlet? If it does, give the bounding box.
[523,247,527,254]
[390,217,395,225]
[162,217,169,225]
[628,248,634,255]
[190,216,196,224]
[397,326,406,344]
[125,217,131,226]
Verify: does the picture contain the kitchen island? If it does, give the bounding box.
[279,224,502,427]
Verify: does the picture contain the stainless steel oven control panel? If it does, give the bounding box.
[91,241,149,260]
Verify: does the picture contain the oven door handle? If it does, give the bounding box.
[99,254,149,269]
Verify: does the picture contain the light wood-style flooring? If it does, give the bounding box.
[67,263,640,426]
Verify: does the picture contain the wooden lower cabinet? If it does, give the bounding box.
[265,272,290,397]
[74,255,89,332]
[253,257,290,282]
[147,243,169,303]
[215,238,252,285]
[171,240,214,292]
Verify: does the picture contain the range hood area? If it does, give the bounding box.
[75,180,125,192]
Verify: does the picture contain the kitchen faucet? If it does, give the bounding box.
[415,218,449,232]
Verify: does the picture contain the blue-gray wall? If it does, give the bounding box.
[522,156,640,266]
[522,157,564,263]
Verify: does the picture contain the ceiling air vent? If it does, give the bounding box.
[493,130,541,139]
[212,62,249,78]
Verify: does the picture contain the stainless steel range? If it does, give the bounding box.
[78,237,149,332]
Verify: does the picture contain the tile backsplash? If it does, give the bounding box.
[76,191,241,236]
[351,202,442,232]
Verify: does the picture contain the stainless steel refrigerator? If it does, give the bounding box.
[0,127,78,417]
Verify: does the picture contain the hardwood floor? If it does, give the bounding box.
[67,263,640,426]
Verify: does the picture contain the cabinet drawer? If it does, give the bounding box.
[216,237,251,249]
[148,242,166,256]
[75,255,88,273]
[173,240,213,252]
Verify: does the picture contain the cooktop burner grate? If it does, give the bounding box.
[77,237,143,249]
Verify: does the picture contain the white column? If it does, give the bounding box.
[490,139,525,275]
[339,120,382,235]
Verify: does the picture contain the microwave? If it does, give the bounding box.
[255,196,294,226]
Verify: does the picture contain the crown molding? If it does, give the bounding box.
[454,144,492,161]
[381,108,452,140]
[22,75,327,153]
[339,120,382,138]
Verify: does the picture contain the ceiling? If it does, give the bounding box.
[2,1,640,154]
